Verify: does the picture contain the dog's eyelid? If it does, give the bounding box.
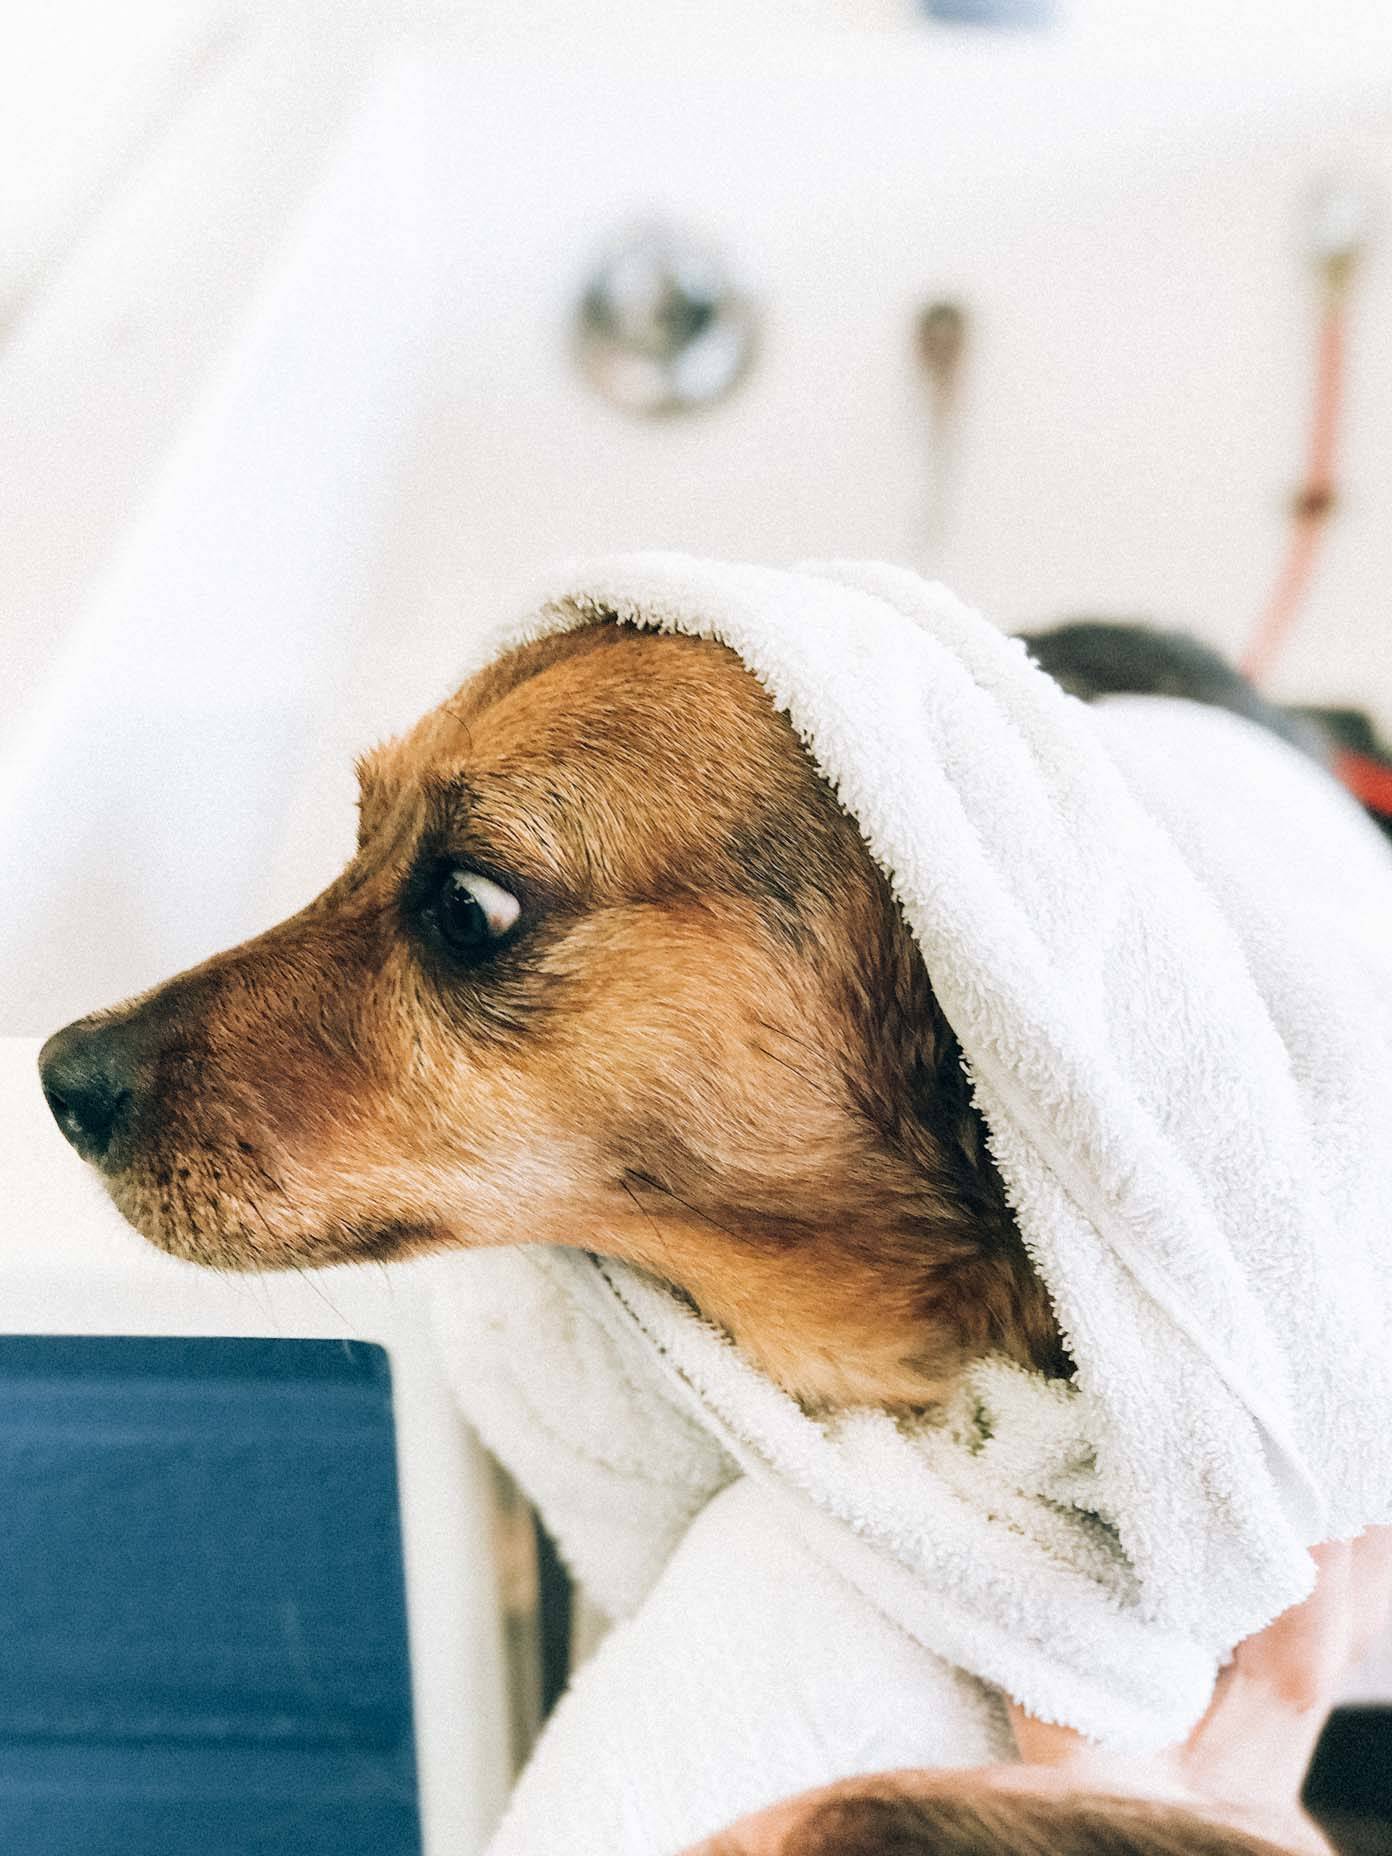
[415,784,574,912]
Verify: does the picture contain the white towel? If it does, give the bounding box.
[482,1477,1012,1856]
[429,556,1392,1842]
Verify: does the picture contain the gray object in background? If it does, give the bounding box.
[923,0,1058,23]
[576,223,757,416]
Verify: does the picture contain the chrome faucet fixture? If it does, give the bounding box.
[575,223,757,415]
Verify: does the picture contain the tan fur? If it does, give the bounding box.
[60,619,1066,1409]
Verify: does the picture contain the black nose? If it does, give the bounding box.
[38,1018,140,1166]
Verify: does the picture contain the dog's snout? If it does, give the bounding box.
[39,1018,141,1167]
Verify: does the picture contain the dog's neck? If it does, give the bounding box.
[585,1007,1067,1412]
[592,1183,1063,1411]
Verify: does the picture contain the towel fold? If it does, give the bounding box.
[430,555,1392,1839]
[482,1478,1011,1856]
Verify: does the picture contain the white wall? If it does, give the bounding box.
[348,50,1392,727]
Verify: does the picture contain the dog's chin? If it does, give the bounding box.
[105,1172,443,1273]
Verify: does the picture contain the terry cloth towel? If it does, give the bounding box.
[429,557,1392,1832]
[480,1475,1015,1856]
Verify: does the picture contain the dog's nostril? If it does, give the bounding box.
[40,1071,128,1164]
[44,1082,127,1159]
[38,1022,138,1169]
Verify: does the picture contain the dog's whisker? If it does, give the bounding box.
[241,1150,291,1200]
[752,1040,844,1113]
[618,1171,679,1277]
[289,1260,353,1330]
[751,1014,810,1044]
[218,1267,261,1308]
[241,1268,282,1332]
[752,1016,840,1071]
[237,1182,348,1329]
[623,1170,747,1249]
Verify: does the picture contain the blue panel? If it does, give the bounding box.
[923,0,1058,24]
[0,1336,421,1856]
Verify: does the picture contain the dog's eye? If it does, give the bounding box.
[429,868,520,957]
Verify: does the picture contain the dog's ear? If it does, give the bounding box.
[720,719,1069,1387]
[866,900,1069,1381]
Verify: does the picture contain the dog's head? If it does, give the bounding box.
[39,620,1061,1404]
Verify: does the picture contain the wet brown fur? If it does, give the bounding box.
[61,619,1066,1409]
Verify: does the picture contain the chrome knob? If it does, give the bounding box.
[575,224,757,416]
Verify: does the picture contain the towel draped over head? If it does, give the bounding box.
[432,555,1392,1757]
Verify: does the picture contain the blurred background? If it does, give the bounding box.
[3,0,1391,1033]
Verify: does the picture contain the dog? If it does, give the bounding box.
[37,617,1307,1412]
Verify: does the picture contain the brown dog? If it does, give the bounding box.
[40,617,1294,1411]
